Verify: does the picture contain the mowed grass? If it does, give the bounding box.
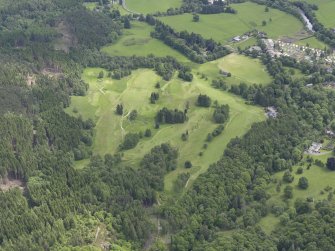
[305,0,335,28]
[66,67,265,194]
[158,2,304,44]
[126,0,182,14]
[101,21,188,62]
[196,53,272,85]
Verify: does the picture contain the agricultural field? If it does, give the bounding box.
[305,0,335,28]
[66,67,265,193]
[159,2,305,44]
[196,53,272,86]
[101,21,188,62]
[126,0,182,14]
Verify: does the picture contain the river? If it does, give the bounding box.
[298,8,314,32]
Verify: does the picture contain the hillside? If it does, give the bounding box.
[1,0,335,250]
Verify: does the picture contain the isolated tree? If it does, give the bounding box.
[98,71,104,78]
[129,110,138,121]
[298,177,309,189]
[327,157,335,170]
[116,104,123,115]
[145,129,152,137]
[184,161,192,168]
[197,94,211,107]
[265,6,269,12]
[262,20,267,26]
[124,18,131,29]
[193,14,200,22]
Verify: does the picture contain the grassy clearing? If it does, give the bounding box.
[305,0,335,28]
[196,53,272,86]
[83,2,98,10]
[66,67,265,194]
[265,151,335,210]
[101,21,188,62]
[126,0,182,14]
[259,151,335,233]
[295,36,329,50]
[159,2,304,44]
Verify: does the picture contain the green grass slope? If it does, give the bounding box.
[196,53,272,85]
[305,0,335,28]
[158,2,304,44]
[101,21,188,62]
[126,0,182,14]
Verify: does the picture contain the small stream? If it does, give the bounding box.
[298,8,314,32]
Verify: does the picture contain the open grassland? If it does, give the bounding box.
[101,21,188,62]
[159,2,304,44]
[83,2,98,10]
[305,0,335,28]
[196,53,272,85]
[66,67,265,193]
[126,0,182,14]
[295,36,329,50]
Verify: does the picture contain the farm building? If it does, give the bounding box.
[266,106,278,118]
[307,142,322,154]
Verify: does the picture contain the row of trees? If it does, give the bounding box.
[149,19,231,63]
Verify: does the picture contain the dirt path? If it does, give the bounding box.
[121,0,141,15]
[120,110,131,139]
[94,226,100,243]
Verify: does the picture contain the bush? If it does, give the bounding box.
[120,133,140,150]
[197,94,211,107]
[298,177,309,189]
[296,167,303,174]
[145,129,152,137]
[282,170,294,183]
[184,161,192,168]
[129,110,138,121]
[284,185,293,199]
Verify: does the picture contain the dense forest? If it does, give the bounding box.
[2,0,335,250]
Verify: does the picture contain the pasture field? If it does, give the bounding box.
[126,0,182,14]
[295,36,329,50]
[305,0,335,28]
[159,2,304,44]
[66,67,265,193]
[196,53,272,86]
[101,21,188,62]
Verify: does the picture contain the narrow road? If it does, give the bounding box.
[121,0,141,15]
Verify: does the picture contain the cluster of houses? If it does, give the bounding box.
[231,31,267,43]
[262,38,335,67]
